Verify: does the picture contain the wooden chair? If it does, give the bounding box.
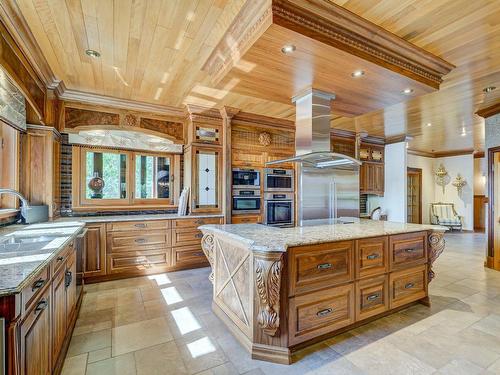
[430,202,463,231]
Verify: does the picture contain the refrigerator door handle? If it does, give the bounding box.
[329,179,337,219]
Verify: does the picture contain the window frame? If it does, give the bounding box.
[72,146,177,211]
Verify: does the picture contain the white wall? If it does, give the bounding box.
[434,154,474,231]
[407,154,435,224]
[383,142,407,222]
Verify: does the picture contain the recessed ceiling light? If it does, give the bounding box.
[351,70,365,78]
[426,122,432,127]
[483,86,497,93]
[281,44,296,54]
[402,88,414,95]
[85,49,101,58]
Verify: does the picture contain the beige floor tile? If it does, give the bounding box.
[112,317,174,356]
[196,362,239,375]
[67,329,111,357]
[87,347,112,364]
[73,320,112,336]
[134,342,188,375]
[437,359,486,375]
[86,353,137,375]
[488,358,500,374]
[176,330,228,374]
[61,353,87,375]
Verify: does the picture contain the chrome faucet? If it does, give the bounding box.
[0,189,30,208]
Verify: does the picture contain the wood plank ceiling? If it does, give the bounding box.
[14,0,500,152]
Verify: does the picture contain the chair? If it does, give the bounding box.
[430,202,463,231]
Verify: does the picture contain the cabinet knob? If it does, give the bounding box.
[405,282,414,289]
[57,256,64,261]
[35,299,48,313]
[32,278,45,292]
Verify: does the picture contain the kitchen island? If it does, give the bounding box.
[199,219,447,364]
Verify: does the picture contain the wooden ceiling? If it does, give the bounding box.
[11,0,500,152]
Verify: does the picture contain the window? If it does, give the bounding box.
[73,146,176,210]
[134,154,171,200]
[0,121,19,211]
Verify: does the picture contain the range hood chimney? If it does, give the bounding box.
[267,88,361,169]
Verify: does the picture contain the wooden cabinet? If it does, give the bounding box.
[360,162,384,196]
[355,275,389,320]
[172,245,209,268]
[20,287,51,375]
[20,125,61,218]
[66,249,77,321]
[389,265,427,308]
[51,264,66,361]
[84,223,106,278]
[355,236,388,278]
[288,241,354,296]
[389,232,427,271]
[231,214,261,224]
[289,283,355,345]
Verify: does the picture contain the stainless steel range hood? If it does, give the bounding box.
[266,88,361,169]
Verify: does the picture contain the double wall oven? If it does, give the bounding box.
[232,169,261,215]
[263,168,295,227]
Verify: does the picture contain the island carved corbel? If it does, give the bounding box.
[428,231,446,282]
[201,233,216,284]
[254,252,283,336]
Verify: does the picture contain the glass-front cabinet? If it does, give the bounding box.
[188,145,222,213]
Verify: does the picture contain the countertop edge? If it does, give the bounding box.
[55,214,224,224]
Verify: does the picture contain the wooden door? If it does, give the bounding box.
[84,224,106,277]
[407,168,422,224]
[20,289,51,375]
[488,149,500,270]
[474,195,487,231]
[52,267,67,362]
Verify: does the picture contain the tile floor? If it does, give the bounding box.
[62,232,500,375]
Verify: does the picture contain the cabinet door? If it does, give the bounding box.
[66,249,77,321]
[192,147,222,212]
[52,138,61,216]
[20,289,51,375]
[52,267,67,362]
[84,224,106,277]
[359,164,367,191]
[374,164,385,195]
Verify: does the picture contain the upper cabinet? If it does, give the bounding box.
[359,144,384,163]
[359,143,385,196]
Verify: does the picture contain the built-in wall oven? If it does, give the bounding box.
[264,192,294,227]
[264,168,294,192]
[232,169,260,189]
[232,189,261,215]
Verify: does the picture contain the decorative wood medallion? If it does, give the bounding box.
[428,231,445,282]
[255,254,282,336]
[201,234,215,284]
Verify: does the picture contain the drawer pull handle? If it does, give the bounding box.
[134,223,146,228]
[366,253,380,260]
[195,233,203,239]
[135,238,147,244]
[405,248,416,253]
[317,263,332,270]
[195,220,205,225]
[56,256,64,261]
[65,271,73,288]
[405,282,415,289]
[35,299,48,313]
[193,252,204,257]
[32,278,45,291]
[316,308,333,317]
[366,293,380,301]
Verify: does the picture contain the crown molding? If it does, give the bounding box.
[330,128,385,145]
[59,89,186,118]
[0,1,59,88]
[476,101,500,119]
[408,148,476,158]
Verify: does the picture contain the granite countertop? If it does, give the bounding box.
[54,213,223,223]
[199,219,447,253]
[0,221,85,297]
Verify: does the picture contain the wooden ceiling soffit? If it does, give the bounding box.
[0,1,58,89]
[232,111,295,131]
[202,0,272,85]
[58,88,186,120]
[62,102,185,144]
[205,0,454,90]
[407,148,475,158]
[476,101,500,119]
[330,128,385,145]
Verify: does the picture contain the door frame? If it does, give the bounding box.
[487,146,500,269]
[407,167,422,224]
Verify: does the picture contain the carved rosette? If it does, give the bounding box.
[428,231,445,282]
[255,255,282,336]
[123,113,138,127]
[258,132,272,146]
[201,233,215,284]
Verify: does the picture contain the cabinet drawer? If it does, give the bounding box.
[172,228,204,247]
[289,283,355,345]
[389,232,427,270]
[355,275,389,321]
[389,264,427,308]
[107,230,170,252]
[51,242,72,277]
[22,265,50,315]
[231,215,261,224]
[107,250,170,274]
[172,217,222,228]
[356,237,388,278]
[172,245,208,268]
[106,220,170,232]
[288,241,354,296]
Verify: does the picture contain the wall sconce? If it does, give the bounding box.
[452,174,467,195]
[435,163,450,194]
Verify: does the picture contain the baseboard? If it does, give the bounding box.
[485,256,500,270]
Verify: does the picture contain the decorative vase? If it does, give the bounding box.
[88,172,105,199]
